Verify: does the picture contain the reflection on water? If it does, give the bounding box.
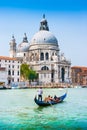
[0,88,87,129]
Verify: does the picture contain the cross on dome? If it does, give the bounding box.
[43,14,45,19]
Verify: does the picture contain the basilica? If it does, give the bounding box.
[9,15,71,84]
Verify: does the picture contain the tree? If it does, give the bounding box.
[20,63,38,82]
[20,63,29,81]
[28,69,38,81]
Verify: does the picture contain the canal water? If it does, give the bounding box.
[0,88,87,130]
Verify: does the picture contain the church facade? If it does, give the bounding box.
[9,15,71,84]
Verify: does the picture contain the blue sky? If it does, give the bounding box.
[0,0,87,66]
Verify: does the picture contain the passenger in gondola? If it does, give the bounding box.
[37,87,43,101]
[54,95,57,100]
[44,95,53,102]
[50,96,53,101]
[53,95,61,102]
[44,95,50,102]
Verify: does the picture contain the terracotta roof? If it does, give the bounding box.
[0,67,6,71]
[0,56,18,61]
[71,66,87,69]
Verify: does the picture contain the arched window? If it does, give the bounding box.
[45,52,49,60]
[24,53,26,56]
[17,71,19,75]
[12,70,14,75]
[41,66,49,70]
[40,52,44,60]
[8,70,11,75]
[17,78,19,82]
[61,68,65,82]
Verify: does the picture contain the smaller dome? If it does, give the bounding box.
[17,33,29,52]
[17,42,29,52]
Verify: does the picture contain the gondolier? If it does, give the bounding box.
[37,87,43,101]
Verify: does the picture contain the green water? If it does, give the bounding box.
[0,88,87,130]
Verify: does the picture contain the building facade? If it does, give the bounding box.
[0,56,20,86]
[9,15,71,84]
[71,66,87,86]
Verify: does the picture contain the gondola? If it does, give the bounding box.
[34,92,67,107]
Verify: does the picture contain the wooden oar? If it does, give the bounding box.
[48,100,58,112]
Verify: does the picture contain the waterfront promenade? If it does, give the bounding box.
[0,82,83,90]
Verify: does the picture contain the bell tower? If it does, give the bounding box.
[9,35,16,58]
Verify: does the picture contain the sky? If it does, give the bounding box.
[0,0,87,66]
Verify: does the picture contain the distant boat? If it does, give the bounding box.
[0,86,11,90]
[82,85,87,88]
[0,86,7,90]
[34,92,67,107]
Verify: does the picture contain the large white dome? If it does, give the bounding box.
[30,30,58,46]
